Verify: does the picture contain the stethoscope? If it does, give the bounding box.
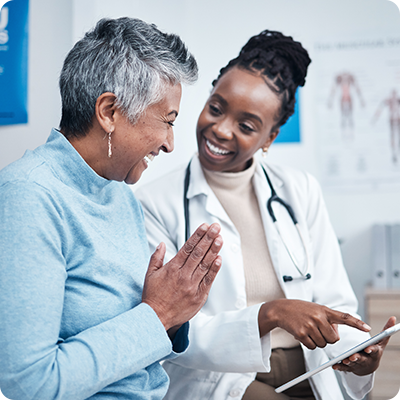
[183,159,311,283]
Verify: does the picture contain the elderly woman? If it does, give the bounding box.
[0,17,222,400]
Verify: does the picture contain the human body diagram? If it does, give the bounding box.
[328,72,365,140]
[372,89,400,164]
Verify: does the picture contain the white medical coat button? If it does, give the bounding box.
[229,389,241,397]
[235,299,246,309]
[231,244,239,253]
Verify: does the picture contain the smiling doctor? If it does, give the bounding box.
[135,30,393,400]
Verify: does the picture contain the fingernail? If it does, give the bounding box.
[200,223,208,231]
[210,225,219,234]
[156,244,161,250]
[214,238,222,246]
[363,323,371,330]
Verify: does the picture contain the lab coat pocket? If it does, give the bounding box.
[163,361,222,400]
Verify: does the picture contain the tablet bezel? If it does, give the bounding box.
[275,322,400,393]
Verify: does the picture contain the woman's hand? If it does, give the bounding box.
[259,299,371,349]
[142,223,223,332]
[332,316,396,376]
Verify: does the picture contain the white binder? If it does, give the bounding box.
[371,224,389,289]
[389,224,400,289]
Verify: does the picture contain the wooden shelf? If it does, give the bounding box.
[365,288,400,400]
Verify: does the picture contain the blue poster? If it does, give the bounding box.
[274,89,301,143]
[0,0,29,125]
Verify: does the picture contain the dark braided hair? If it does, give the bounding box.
[212,30,311,130]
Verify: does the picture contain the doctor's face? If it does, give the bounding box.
[196,67,281,173]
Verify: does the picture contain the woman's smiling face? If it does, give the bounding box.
[196,67,281,172]
[108,83,182,184]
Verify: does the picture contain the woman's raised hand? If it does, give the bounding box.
[259,299,371,349]
[142,223,223,332]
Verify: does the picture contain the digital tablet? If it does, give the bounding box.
[275,322,400,393]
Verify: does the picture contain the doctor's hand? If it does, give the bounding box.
[142,223,223,333]
[332,316,396,376]
[259,299,371,350]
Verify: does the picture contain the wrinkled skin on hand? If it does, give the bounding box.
[259,299,372,349]
[332,316,396,376]
[142,223,223,334]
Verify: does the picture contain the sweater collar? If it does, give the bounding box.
[187,154,283,199]
[202,159,256,192]
[37,129,115,194]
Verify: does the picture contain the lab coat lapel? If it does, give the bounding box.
[188,156,238,232]
[186,156,245,308]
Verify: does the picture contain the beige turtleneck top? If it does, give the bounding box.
[202,161,299,349]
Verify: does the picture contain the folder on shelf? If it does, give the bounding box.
[389,224,400,289]
[372,224,389,289]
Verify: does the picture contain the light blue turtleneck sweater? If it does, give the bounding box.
[0,129,188,400]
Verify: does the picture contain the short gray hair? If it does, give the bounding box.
[59,17,198,138]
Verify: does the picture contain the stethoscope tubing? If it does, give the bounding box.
[261,165,311,280]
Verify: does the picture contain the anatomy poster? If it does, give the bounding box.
[313,34,400,190]
[0,0,29,126]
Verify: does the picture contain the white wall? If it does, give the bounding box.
[0,0,72,170]
[2,0,400,318]
[70,0,400,318]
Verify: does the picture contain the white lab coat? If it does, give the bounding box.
[135,155,374,400]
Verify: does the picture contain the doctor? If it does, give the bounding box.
[136,30,392,400]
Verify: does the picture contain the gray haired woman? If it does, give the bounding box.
[0,17,222,400]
